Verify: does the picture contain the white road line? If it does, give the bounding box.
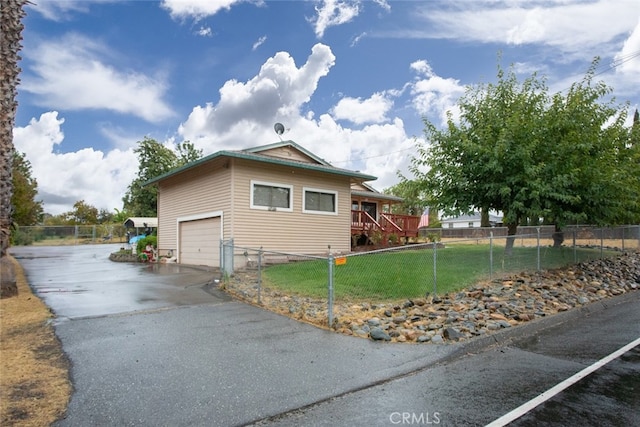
[486,336,640,427]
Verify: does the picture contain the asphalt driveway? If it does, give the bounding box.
[10,244,457,426]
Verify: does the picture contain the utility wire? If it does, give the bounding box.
[596,49,640,78]
[329,146,416,165]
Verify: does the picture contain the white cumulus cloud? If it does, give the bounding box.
[13,112,138,216]
[331,93,393,125]
[179,43,337,150]
[614,17,640,76]
[410,60,465,126]
[311,0,361,38]
[21,34,174,123]
[161,0,248,20]
[177,42,416,190]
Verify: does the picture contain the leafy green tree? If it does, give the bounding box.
[65,200,99,224]
[123,137,202,217]
[407,58,637,254]
[409,62,548,253]
[384,180,427,216]
[11,151,43,225]
[537,64,634,243]
[97,208,114,224]
[631,109,640,144]
[621,109,640,223]
[176,140,202,166]
[112,208,130,224]
[42,213,68,226]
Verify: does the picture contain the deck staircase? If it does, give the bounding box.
[351,210,421,247]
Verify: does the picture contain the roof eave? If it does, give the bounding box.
[350,190,404,202]
[144,150,377,186]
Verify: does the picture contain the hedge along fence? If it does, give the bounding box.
[221,225,639,326]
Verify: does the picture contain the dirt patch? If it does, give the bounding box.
[0,256,71,426]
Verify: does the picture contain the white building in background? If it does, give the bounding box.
[440,212,503,229]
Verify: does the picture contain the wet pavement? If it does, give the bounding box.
[10,244,638,426]
[10,244,458,426]
[10,244,229,320]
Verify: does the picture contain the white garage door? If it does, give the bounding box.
[179,217,221,267]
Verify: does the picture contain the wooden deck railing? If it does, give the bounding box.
[351,210,421,242]
[381,213,421,237]
[351,210,381,234]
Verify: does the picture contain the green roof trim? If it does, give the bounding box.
[144,143,377,186]
[350,190,403,202]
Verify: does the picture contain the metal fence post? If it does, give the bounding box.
[328,247,334,328]
[221,238,234,277]
[536,227,541,271]
[257,247,263,304]
[219,239,224,275]
[573,228,577,263]
[432,241,437,296]
[622,226,625,251]
[600,228,604,259]
[489,232,493,280]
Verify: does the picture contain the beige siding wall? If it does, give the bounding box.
[157,159,232,255]
[230,158,351,254]
[351,182,369,191]
[258,146,316,163]
[158,156,353,257]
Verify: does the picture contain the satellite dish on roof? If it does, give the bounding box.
[274,122,285,140]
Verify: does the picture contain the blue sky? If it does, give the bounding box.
[13,0,640,215]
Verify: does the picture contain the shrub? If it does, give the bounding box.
[11,229,33,246]
[388,233,400,244]
[427,232,442,243]
[136,235,157,254]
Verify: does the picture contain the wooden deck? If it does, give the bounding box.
[351,210,421,246]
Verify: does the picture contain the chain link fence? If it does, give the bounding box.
[221,225,639,327]
[11,224,128,246]
[220,242,332,325]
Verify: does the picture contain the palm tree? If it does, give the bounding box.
[1,0,29,298]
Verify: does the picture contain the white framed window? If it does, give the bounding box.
[303,187,338,215]
[468,222,474,228]
[250,180,293,212]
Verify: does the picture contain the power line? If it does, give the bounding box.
[596,49,640,78]
[329,146,416,165]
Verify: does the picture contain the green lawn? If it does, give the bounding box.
[262,244,617,301]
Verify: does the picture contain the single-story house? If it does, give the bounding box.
[146,140,421,267]
[440,212,503,229]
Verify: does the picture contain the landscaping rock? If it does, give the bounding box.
[431,334,444,344]
[367,317,381,327]
[370,327,391,341]
[109,252,139,263]
[443,327,463,341]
